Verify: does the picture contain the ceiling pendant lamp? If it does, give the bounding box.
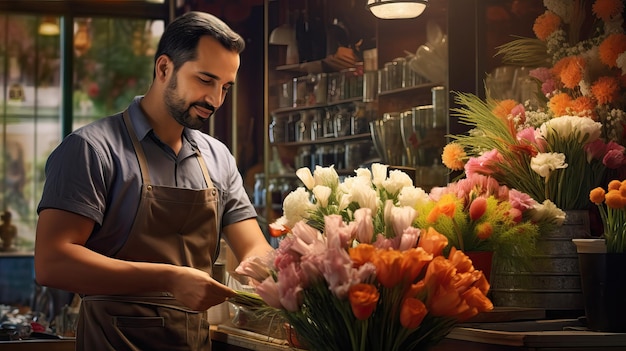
[366,0,428,20]
[39,17,60,36]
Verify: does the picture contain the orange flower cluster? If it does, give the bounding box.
[348,229,492,327]
[589,178,626,253]
[532,11,561,41]
[590,179,626,209]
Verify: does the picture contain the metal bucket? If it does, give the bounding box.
[490,210,589,313]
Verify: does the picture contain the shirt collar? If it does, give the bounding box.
[128,96,152,141]
[128,96,199,157]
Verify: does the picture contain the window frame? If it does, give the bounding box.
[0,0,171,137]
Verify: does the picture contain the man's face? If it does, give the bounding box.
[163,36,240,130]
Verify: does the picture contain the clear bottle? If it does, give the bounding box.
[253,173,265,207]
[350,103,368,135]
[334,107,350,137]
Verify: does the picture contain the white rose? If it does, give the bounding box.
[529,199,566,226]
[531,152,568,178]
[382,170,414,195]
[283,187,314,227]
[313,165,339,188]
[397,186,430,208]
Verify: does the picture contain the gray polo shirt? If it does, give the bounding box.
[38,96,256,256]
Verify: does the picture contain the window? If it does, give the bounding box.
[0,13,164,251]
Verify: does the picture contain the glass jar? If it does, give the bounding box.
[295,146,313,171]
[310,109,324,141]
[253,173,265,207]
[333,107,350,137]
[269,114,285,143]
[350,103,368,135]
[295,111,312,142]
[334,144,345,170]
[267,177,282,206]
[323,108,335,138]
[316,145,335,167]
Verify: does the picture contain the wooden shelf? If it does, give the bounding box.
[271,97,363,115]
[377,82,442,97]
[270,132,370,148]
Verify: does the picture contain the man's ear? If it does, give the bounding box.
[155,55,171,81]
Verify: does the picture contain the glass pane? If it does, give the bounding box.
[73,17,164,127]
[1,14,61,251]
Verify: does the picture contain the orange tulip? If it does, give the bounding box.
[348,283,380,320]
[447,248,473,274]
[401,248,433,283]
[349,244,377,267]
[400,297,428,329]
[427,284,469,317]
[462,286,494,312]
[418,227,449,256]
[374,249,405,288]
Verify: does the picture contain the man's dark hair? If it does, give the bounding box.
[154,11,245,76]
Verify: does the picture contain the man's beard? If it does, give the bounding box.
[163,73,215,130]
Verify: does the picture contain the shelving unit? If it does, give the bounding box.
[258,0,514,222]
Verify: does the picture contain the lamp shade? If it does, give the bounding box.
[366,0,427,19]
[39,17,60,36]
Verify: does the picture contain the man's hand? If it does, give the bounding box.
[168,266,236,311]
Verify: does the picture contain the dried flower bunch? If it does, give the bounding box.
[442,0,626,211]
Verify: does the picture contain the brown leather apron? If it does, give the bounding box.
[76,110,219,351]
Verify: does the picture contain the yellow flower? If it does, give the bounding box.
[442,143,466,171]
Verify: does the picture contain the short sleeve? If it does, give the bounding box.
[37,134,108,225]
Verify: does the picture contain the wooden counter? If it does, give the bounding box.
[4,318,626,351]
[0,339,74,351]
[212,318,626,351]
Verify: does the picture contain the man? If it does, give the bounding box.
[35,11,273,350]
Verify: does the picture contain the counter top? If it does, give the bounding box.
[4,317,626,351]
[0,339,74,351]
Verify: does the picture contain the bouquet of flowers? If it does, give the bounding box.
[442,0,626,211]
[590,179,626,252]
[419,173,565,265]
[232,164,493,351]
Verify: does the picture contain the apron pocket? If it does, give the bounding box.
[114,316,164,328]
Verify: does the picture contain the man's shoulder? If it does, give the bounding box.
[73,113,124,136]
[189,129,230,153]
